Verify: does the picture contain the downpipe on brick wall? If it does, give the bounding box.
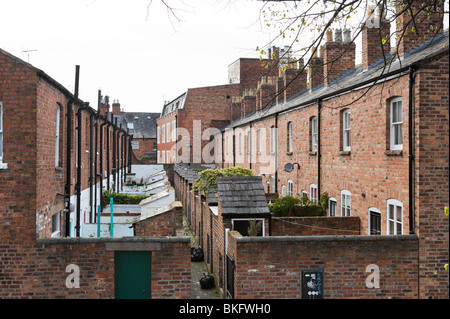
[408,65,417,235]
[317,99,322,197]
[89,112,94,223]
[65,65,79,237]
[75,102,89,237]
[106,114,112,191]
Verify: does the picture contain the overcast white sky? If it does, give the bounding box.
[1,0,276,113]
[1,0,448,114]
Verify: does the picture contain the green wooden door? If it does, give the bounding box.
[114,251,152,299]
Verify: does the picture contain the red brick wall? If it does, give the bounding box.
[271,216,360,236]
[227,231,419,299]
[414,54,449,298]
[135,204,183,237]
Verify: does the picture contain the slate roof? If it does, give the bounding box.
[120,112,159,139]
[219,32,449,131]
[217,176,270,216]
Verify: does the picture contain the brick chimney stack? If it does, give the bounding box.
[308,47,324,91]
[231,97,242,122]
[100,95,110,115]
[257,76,277,110]
[284,58,307,101]
[242,89,256,118]
[362,5,391,70]
[112,100,121,116]
[322,28,356,86]
[394,0,445,58]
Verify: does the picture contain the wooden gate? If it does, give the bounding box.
[114,251,152,299]
[226,255,235,299]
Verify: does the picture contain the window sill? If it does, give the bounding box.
[286,152,293,156]
[338,151,351,156]
[0,162,8,170]
[309,151,317,156]
[385,150,403,156]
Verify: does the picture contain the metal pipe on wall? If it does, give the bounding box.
[75,102,89,237]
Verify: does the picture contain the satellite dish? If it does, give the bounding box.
[284,163,294,172]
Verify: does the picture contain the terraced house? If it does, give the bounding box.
[175,1,449,299]
[0,49,191,298]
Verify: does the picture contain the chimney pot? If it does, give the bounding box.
[334,29,342,42]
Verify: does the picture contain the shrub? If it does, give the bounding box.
[269,192,329,217]
[193,166,254,194]
[102,190,150,209]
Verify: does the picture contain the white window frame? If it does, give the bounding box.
[288,122,293,153]
[270,126,277,154]
[162,150,165,164]
[287,180,293,197]
[390,97,403,150]
[239,132,243,154]
[167,122,170,143]
[225,136,229,155]
[387,199,403,235]
[328,197,337,217]
[368,207,382,235]
[271,176,276,193]
[310,183,318,203]
[343,109,351,151]
[167,150,171,163]
[341,190,351,216]
[281,185,286,197]
[157,126,160,144]
[51,211,61,238]
[311,117,317,152]
[172,120,176,141]
[247,129,251,155]
[157,150,160,163]
[266,181,270,193]
[257,129,262,154]
[55,106,61,167]
[232,218,265,237]
[131,141,139,149]
[161,124,165,144]
[0,101,5,168]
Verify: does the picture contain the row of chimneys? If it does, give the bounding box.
[100,96,122,116]
[231,0,444,120]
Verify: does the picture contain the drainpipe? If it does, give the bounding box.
[233,127,236,166]
[317,99,322,197]
[89,111,94,223]
[117,124,122,193]
[175,114,178,164]
[106,114,112,191]
[112,115,117,192]
[100,118,107,205]
[408,65,417,235]
[75,102,89,237]
[94,114,98,223]
[128,135,133,173]
[121,132,124,192]
[249,122,252,170]
[65,65,79,237]
[274,114,278,193]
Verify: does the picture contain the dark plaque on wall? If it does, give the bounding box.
[301,269,324,299]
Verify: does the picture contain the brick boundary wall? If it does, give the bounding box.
[135,203,184,237]
[0,237,191,299]
[271,216,360,236]
[227,231,419,299]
